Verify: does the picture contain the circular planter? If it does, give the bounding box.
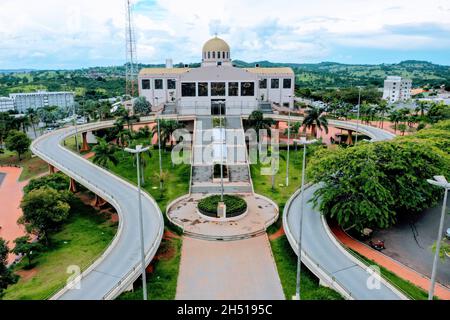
[197,195,248,222]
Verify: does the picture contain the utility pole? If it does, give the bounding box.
[124,144,150,301]
[355,86,361,145]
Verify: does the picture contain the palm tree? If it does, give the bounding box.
[415,100,430,117]
[26,108,38,138]
[152,119,185,149]
[302,106,328,138]
[376,101,390,129]
[92,138,119,168]
[246,110,275,142]
[388,110,402,133]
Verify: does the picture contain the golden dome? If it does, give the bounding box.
[202,36,230,53]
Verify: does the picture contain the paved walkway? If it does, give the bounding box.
[167,193,278,240]
[176,235,284,300]
[331,225,450,300]
[0,167,27,264]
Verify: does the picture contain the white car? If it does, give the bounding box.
[445,228,450,240]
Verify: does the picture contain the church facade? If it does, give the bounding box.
[138,37,295,115]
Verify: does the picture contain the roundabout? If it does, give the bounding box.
[167,193,278,241]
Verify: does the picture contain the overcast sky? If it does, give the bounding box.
[1,0,450,69]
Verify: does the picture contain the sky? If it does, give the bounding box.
[1,0,450,69]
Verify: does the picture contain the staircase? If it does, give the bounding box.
[190,115,253,194]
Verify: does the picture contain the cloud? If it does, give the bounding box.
[0,0,450,68]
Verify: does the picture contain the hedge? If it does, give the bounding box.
[198,195,247,218]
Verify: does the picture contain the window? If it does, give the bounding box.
[181,82,196,97]
[218,51,221,59]
[259,79,267,89]
[142,79,150,90]
[283,79,292,89]
[212,51,216,59]
[271,79,279,89]
[208,52,211,59]
[228,82,239,96]
[241,82,255,96]
[155,79,163,90]
[167,79,176,90]
[211,82,226,96]
[198,82,209,96]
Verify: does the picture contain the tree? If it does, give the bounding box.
[426,102,450,123]
[302,106,328,138]
[92,138,119,168]
[415,100,430,117]
[24,172,69,194]
[245,110,275,142]
[5,130,31,160]
[376,100,391,128]
[308,139,450,233]
[152,120,185,149]
[133,97,151,115]
[26,108,38,138]
[388,110,402,133]
[19,187,71,245]
[12,235,43,267]
[0,238,17,295]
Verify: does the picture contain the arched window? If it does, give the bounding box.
[218,51,221,59]
[208,52,211,59]
[212,51,215,59]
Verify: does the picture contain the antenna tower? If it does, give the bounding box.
[125,0,137,97]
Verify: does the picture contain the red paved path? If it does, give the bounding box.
[330,224,450,300]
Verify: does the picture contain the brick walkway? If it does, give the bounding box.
[0,167,27,264]
[330,225,450,300]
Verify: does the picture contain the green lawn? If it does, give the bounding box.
[117,236,182,300]
[63,135,92,155]
[270,235,343,300]
[109,147,191,215]
[250,149,304,234]
[349,249,431,300]
[0,149,48,181]
[1,196,117,300]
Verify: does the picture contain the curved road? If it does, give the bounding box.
[31,121,164,300]
[282,119,407,299]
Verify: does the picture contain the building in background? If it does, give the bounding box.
[9,90,74,113]
[382,76,412,103]
[0,97,15,112]
[138,36,295,115]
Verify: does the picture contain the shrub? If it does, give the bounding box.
[198,195,247,218]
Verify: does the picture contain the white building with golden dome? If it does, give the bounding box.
[138,36,295,115]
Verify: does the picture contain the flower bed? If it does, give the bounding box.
[197,195,247,218]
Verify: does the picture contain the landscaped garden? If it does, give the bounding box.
[1,173,117,299]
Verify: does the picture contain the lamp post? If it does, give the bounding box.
[72,102,80,153]
[286,96,292,186]
[124,144,150,301]
[219,101,224,201]
[355,86,361,145]
[426,175,449,300]
[293,136,317,300]
[156,97,163,190]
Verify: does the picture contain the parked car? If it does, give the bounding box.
[445,228,450,240]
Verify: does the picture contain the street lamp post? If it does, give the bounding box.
[293,137,317,300]
[355,86,361,145]
[124,144,150,301]
[156,97,163,190]
[426,175,449,300]
[73,103,80,153]
[286,97,292,187]
[219,101,224,201]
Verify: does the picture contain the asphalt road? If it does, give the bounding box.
[284,121,405,299]
[31,123,164,300]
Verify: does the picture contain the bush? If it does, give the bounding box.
[198,195,247,218]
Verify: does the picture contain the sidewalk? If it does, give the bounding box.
[0,167,27,264]
[330,225,450,300]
